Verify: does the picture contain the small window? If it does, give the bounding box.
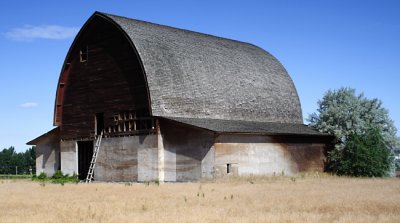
[80,46,88,63]
[227,163,231,174]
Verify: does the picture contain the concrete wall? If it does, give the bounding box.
[35,134,60,176]
[57,122,327,181]
[214,134,326,177]
[60,140,77,175]
[160,120,214,181]
[96,135,158,182]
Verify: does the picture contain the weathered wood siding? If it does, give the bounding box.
[60,18,149,139]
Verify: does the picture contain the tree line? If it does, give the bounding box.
[0,146,35,175]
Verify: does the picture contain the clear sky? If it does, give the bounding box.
[0,0,399,152]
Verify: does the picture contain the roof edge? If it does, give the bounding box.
[27,127,60,145]
[158,116,331,137]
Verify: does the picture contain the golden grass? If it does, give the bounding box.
[1,174,399,223]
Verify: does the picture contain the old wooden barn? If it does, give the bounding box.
[28,12,331,182]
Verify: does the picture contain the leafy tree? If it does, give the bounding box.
[329,128,392,177]
[308,87,398,176]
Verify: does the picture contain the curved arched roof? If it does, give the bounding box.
[56,12,303,125]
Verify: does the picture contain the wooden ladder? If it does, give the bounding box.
[85,131,103,183]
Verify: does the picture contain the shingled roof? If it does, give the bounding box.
[90,12,303,124]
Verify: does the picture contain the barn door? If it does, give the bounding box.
[77,141,94,180]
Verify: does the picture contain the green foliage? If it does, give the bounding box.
[330,128,392,177]
[52,170,64,179]
[0,146,36,174]
[394,138,400,171]
[33,171,79,184]
[309,88,397,147]
[309,87,397,177]
[37,172,47,180]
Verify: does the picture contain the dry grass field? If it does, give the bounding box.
[1,174,399,223]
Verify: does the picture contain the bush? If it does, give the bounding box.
[37,172,47,180]
[328,128,392,177]
[33,171,79,184]
[52,170,63,179]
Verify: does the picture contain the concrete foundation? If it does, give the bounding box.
[34,129,60,176]
[60,140,77,175]
[160,120,214,181]
[36,122,327,181]
[214,134,326,177]
[96,135,158,182]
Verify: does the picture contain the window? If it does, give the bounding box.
[80,46,88,63]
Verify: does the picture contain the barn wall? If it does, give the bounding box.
[35,134,60,176]
[95,135,158,182]
[60,140,77,175]
[214,134,326,176]
[160,120,214,182]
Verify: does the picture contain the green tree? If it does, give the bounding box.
[330,128,392,177]
[0,146,36,174]
[308,87,398,176]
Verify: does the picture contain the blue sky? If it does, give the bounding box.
[0,0,399,152]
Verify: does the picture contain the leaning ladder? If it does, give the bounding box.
[85,131,103,183]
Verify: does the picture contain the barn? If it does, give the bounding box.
[28,12,331,182]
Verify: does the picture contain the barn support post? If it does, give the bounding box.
[156,120,165,182]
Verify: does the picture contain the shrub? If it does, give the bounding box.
[33,171,79,184]
[52,170,64,179]
[38,172,47,180]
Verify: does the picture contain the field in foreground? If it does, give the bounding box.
[1,174,399,223]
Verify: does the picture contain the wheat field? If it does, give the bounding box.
[0,174,399,223]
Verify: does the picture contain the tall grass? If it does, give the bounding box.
[0,175,399,222]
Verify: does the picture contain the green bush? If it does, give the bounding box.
[52,170,64,179]
[328,128,392,177]
[33,171,79,184]
[37,172,47,180]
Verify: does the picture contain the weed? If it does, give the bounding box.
[38,172,47,180]
[291,177,296,183]
[52,170,63,179]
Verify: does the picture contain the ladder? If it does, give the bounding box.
[85,131,103,183]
